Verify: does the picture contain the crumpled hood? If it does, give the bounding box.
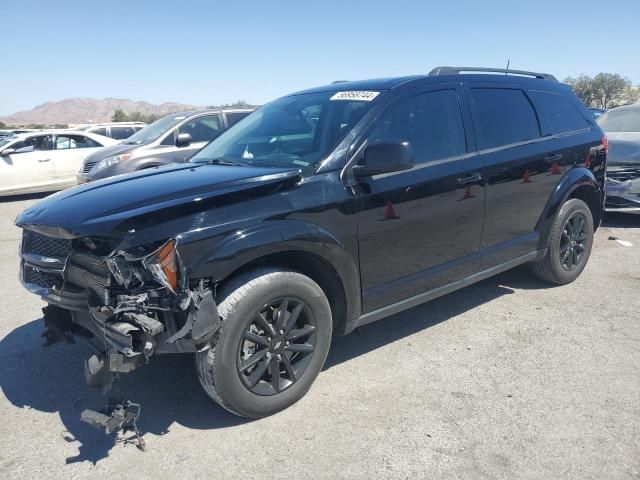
[16,162,301,238]
[607,132,640,166]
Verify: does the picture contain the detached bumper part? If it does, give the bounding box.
[81,400,145,451]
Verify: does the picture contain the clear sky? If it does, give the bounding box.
[2,0,639,115]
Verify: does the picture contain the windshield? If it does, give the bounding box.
[123,114,188,145]
[190,91,379,168]
[598,108,640,132]
[0,137,15,150]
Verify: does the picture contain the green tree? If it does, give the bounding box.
[565,73,635,109]
[564,75,596,106]
[0,121,7,129]
[112,109,129,122]
[592,73,630,109]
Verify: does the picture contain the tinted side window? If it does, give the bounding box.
[471,88,540,150]
[179,114,222,142]
[111,126,135,139]
[225,112,250,127]
[13,135,53,152]
[161,131,175,146]
[55,135,101,149]
[369,89,467,164]
[91,127,108,137]
[529,90,589,134]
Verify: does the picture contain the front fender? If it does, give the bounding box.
[180,220,362,324]
[536,166,602,249]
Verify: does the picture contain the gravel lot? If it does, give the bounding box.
[0,194,638,479]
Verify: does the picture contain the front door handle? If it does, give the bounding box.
[545,153,563,163]
[457,172,483,186]
[38,159,51,163]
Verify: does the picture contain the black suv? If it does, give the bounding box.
[17,67,606,419]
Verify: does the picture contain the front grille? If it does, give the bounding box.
[23,265,62,289]
[605,195,640,209]
[22,230,71,258]
[80,160,99,174]
[607,169,640,182]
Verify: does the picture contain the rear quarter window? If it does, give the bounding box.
[470,88,541,150]
[529,90,589,134]
[111,127,135,139]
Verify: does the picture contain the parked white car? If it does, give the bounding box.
[0,131,117,196]
[75,122,146,140]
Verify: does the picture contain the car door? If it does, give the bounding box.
[173,113,223,162]
[0,135,55,194]
[464,84,566,268]
[50,134,105,185]
[355,85,485,313]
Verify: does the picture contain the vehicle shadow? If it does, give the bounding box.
[0,322,248,464]
[0,265,547,464]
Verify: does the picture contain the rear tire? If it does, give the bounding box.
[532,198,594,285]
[195,268,332,418]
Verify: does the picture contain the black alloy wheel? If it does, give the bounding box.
[238,297,316,396]
[559,212,588,271]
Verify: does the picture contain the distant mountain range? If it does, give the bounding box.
[0,98,201,126]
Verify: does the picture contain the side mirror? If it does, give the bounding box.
[1,148,15,156]
[354,141,414,177]
[175,133,192,148]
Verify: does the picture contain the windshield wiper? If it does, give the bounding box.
[202,157,248,167]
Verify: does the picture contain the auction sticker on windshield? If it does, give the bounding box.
[330,91,380,101]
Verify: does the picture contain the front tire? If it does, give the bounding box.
[532,198,594,285]
[196,268,332,418]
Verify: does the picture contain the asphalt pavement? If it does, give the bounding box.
[0,194,638,479]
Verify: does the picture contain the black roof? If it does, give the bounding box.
[289,68,564,97]
[289,76,426,96]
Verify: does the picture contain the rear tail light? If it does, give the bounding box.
[602,135,608,154]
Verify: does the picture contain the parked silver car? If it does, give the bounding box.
[77,108,254,182]
[598,104,640,213]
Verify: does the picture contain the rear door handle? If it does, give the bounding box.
[545,153,563,162]
[38,159,51,163]
[457,172,483,186]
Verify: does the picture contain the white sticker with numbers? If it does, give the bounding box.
[330,91,380,101]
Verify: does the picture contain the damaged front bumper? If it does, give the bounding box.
[20,230,221,386]
[605,168,640,213]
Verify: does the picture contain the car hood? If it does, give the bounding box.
[16,163,301,239]
[607,132,640,166]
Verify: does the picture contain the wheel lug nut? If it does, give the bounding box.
[276,354,281,360]
[266,352,272,358]
[285,341,290,346]
[279,330,284,335]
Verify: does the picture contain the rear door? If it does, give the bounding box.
[355,84,485,312]
[174,114,224,162]
[0,135,55,194]
[464,84,565,267]
[51,134,105,184]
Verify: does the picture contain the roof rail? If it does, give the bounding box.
[429,66,557,81]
